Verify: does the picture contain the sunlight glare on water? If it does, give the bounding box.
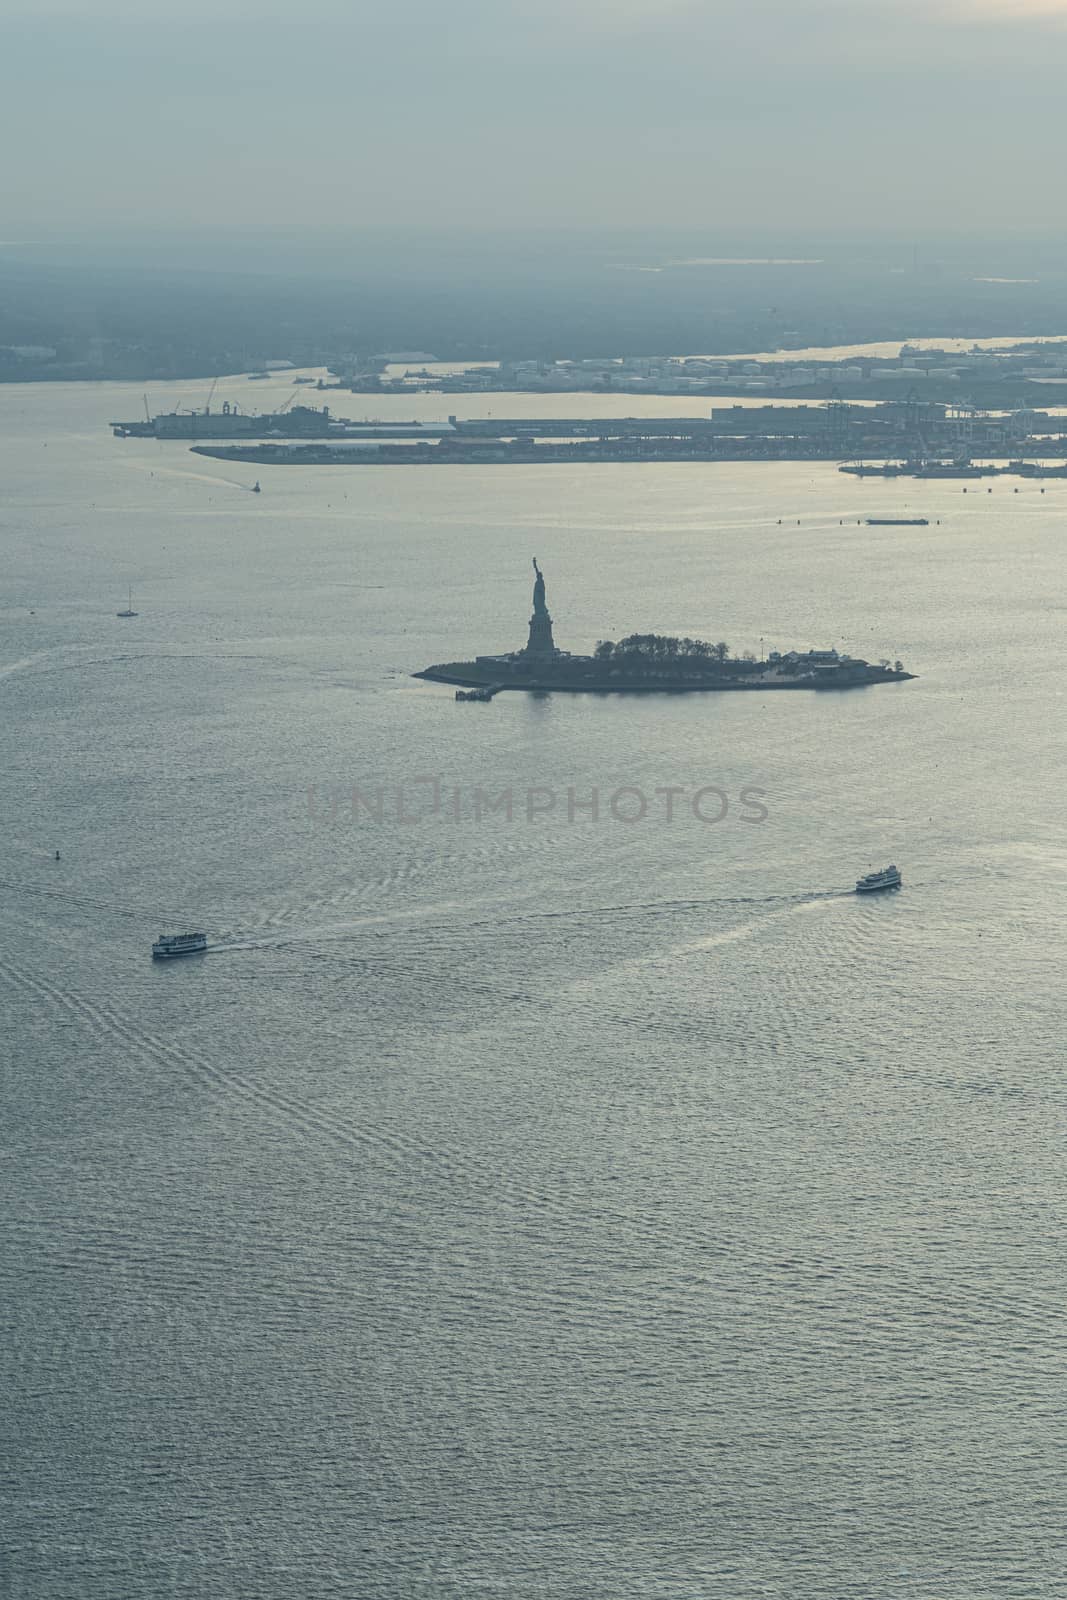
[1,374,1064,1599]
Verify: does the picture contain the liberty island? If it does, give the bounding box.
[415,561,914,694]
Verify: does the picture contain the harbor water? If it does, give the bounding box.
[1,373,1064,1599]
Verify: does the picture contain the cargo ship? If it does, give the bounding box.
[111,401,346,440]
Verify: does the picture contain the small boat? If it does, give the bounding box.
[855,865,902,894]
[117,586,138,618]
[152,932,208,960]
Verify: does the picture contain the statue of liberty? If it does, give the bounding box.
[532,557,547,614]
[525,557,556,657]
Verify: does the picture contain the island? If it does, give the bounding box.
[415,562,915,695]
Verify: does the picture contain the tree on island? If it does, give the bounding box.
[592,634,733,670]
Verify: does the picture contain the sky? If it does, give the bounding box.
[2,0,1067,233]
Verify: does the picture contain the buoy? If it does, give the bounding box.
[54,850,60,861]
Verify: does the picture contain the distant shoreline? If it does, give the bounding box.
[4,331,1067,388]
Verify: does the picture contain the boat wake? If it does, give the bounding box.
[126,460,254,493]
[207,888,854,955]
[1,864,862,967]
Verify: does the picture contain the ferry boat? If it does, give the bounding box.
[855,865,902,894]
[152,932,208,960]
[455,685,497,702]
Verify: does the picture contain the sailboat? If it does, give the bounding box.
[117,586,138,618]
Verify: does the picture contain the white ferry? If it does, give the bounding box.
[855,865,902,894]
[152,932,208,960]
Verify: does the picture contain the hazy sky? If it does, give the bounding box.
[3,0,1067,231]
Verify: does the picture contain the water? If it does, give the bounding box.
[2,375,1065,1599]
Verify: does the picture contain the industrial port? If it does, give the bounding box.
[164,396,1067,473]
[110,346,1067,474]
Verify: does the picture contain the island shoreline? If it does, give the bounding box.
[414,666,916,695]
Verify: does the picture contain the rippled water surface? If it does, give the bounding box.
[1,374,1065,1598]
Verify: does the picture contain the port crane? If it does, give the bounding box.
[947,399,980,448]
[823,388,852,451]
